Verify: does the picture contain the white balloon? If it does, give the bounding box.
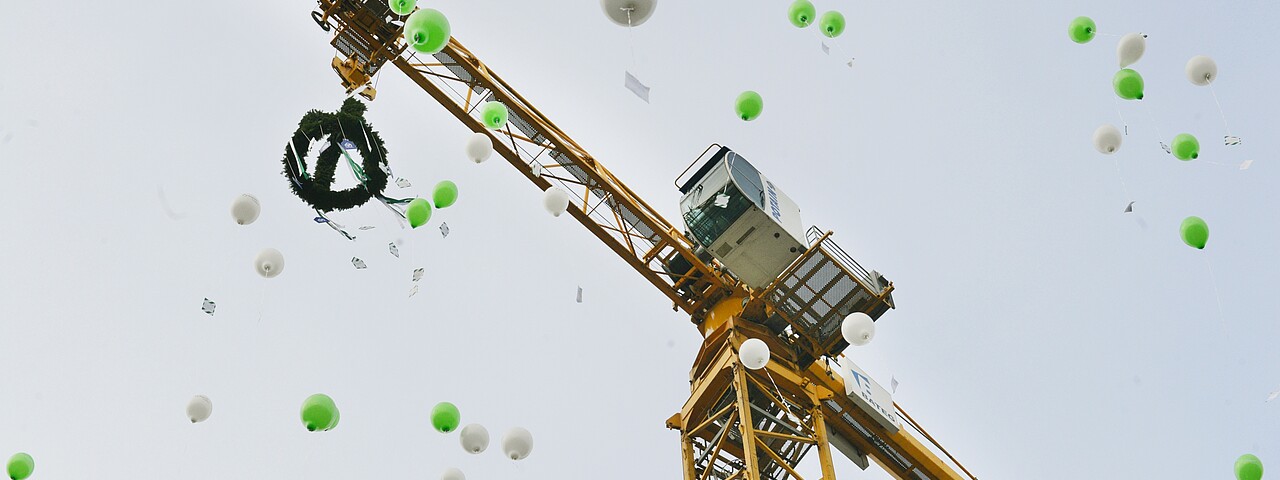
[841,312,876,346]
[543,187,570,217]
[1092,124,1123,155]
[465,132,493,164]
[1185,55,1217,86]
[230,194,261,225]
[255,248,285,278]
[186,395,213,423]
[1116,33,1146,68]
[441,467,465,480]
[501,427,534,460]
[459,423,490,454]
[600,0,657,27]
[739,338,770,370]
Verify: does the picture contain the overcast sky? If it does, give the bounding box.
[2,1,1279,479]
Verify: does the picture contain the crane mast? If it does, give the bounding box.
[310,2,977,479]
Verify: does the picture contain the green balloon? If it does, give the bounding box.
[1236,454,1263,480]
[819,11,846,38]
[430,402,461,433]
[407,197,432,228]
[1172,133,1200,161]
[1068,16,1096,44]
[403,8,451,54]
[432,181,458,209]
[480,101,508,130]
[1180,216,1209,250]
[788,0,816,28]
[300,394,340,432]
[6,453,33,480]
[1113,68,1144,101]
[735,91,763,121]
[388,0,416,16]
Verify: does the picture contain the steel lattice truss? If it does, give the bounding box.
[310,2,977,479]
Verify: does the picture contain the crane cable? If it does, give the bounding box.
[894,402,979,480]
[830,353,978,480]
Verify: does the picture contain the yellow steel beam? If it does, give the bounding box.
[805,360,969,480]
[311,4,973,479]
[320,15,742,320]
[732,364,763,480]
[811,407,838,480]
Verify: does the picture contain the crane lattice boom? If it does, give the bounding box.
[310,2,977,479]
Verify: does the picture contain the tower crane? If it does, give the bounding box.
[309,2,978,479]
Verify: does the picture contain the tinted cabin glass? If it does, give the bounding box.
[682,157,754,247]
[726,152,766,210]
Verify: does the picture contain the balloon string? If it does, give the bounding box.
[1112,156,1131,202]
[178,427,189,477]
[1112,96,1128,135]
[1205,254,1226,329]
[625,8,638,69]
[257,277,267,323]
[1208,84,1233,137]
[1139,101,1168,153]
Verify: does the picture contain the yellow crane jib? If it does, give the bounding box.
[309,2,977,479]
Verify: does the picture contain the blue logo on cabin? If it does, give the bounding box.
[765,181,782,222]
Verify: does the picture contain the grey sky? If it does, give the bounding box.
[2,1,1278,479]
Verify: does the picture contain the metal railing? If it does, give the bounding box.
[806,226,880,293]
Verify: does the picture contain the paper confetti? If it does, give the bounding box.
[576,286,583,303]
[352,257,367,269]
[412,268,424,282]
[1159,142,1171,155]
[201,298,216,315]
[1124,201,1134,213]
[395,178,412,188]
[1225,136,1242,146]
[409,284,419,298]
[624,71,650,103]
[714,194,730,208]
[358,225,375,231]
[891,376,899,394]
[1239,159,1253,170]
[156,185,187,220]
[1267,390,1280,402]
[820,42,830,55]
[389,242,399,258]
[440,222,450,238]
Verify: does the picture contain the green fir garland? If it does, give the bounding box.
[282,98,391,212]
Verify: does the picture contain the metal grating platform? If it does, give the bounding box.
[762,227,894,364]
